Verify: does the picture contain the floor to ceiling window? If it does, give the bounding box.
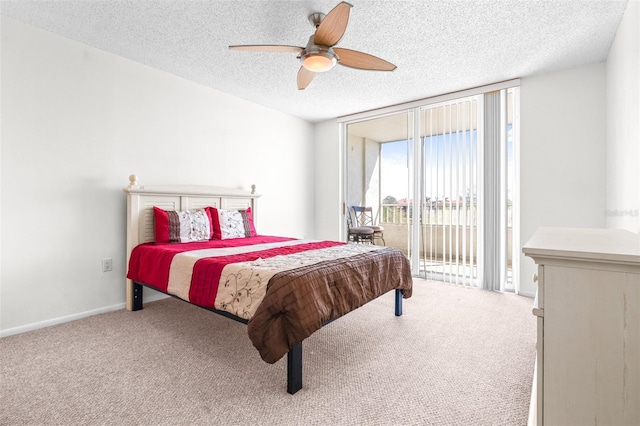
[346,111,412,252]
[342,81,520,293]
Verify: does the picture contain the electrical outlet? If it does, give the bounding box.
[102,258,113,272]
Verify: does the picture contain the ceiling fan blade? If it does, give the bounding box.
[314,2,352,47]
[334,48,397,71]
[229,45,303,53]
[297,66,316,90]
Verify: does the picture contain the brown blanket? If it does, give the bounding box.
[247,247,413,363]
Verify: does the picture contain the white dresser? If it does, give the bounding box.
[523,227,640,426]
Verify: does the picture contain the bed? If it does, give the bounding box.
[124,176,413,394]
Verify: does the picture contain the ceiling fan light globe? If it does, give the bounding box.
[302,53,337,73]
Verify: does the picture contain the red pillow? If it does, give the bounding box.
[153,207,213,243]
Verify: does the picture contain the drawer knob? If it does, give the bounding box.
[533,273,538,282]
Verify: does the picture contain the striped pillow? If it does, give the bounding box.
[209,207,256,239]
[153,207,212,243]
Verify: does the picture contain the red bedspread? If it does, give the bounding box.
[127,236,413,363]
[128,236,344,308]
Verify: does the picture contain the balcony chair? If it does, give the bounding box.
[351,206,385,246]
[347,208,374,244]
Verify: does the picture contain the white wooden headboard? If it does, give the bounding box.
[123,174,260,310]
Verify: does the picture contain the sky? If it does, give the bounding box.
[380,126,513,203]
[380,139,411,201]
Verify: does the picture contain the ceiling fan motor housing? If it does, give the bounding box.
[300,35,337,72]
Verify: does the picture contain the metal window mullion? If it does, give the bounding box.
[438,109,444,280]
[511,88,521,294]
[448,105,453,283]
[454,107,459,282]
[455,101,461,283]
[499,89,508,292]
[431,111,435,276]
[441,107,447,282]
[411,108,421,276]
[461,101,468,285]
[470,98,478,284]
[425,108,437,275]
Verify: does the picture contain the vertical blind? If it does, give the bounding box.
[420,96,480,286]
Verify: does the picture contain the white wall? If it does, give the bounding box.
[347,134,365,209]
[606,0,640,233]
[519,63,607,296]
[364,138,381,211]
[314,119,341,241]
[0,17,315,334]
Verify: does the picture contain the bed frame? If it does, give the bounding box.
[123,175,404,394]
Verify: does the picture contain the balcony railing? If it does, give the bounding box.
[378,202,513,273]
[381,201,512,227]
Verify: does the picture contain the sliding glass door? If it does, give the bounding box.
[342,83,520,293]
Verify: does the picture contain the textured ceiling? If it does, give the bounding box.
[0,0,628,123]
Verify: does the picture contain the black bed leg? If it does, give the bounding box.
[132,282,143,311]
[287,343,303,394]
[395,289,403,316]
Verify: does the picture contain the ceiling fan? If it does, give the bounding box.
[229,1,396,90]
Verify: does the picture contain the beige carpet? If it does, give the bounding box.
[0,279,536,425]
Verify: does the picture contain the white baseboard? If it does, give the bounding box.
[0,303,124,338]
[519,289,536,298]
[0,293,169,338]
